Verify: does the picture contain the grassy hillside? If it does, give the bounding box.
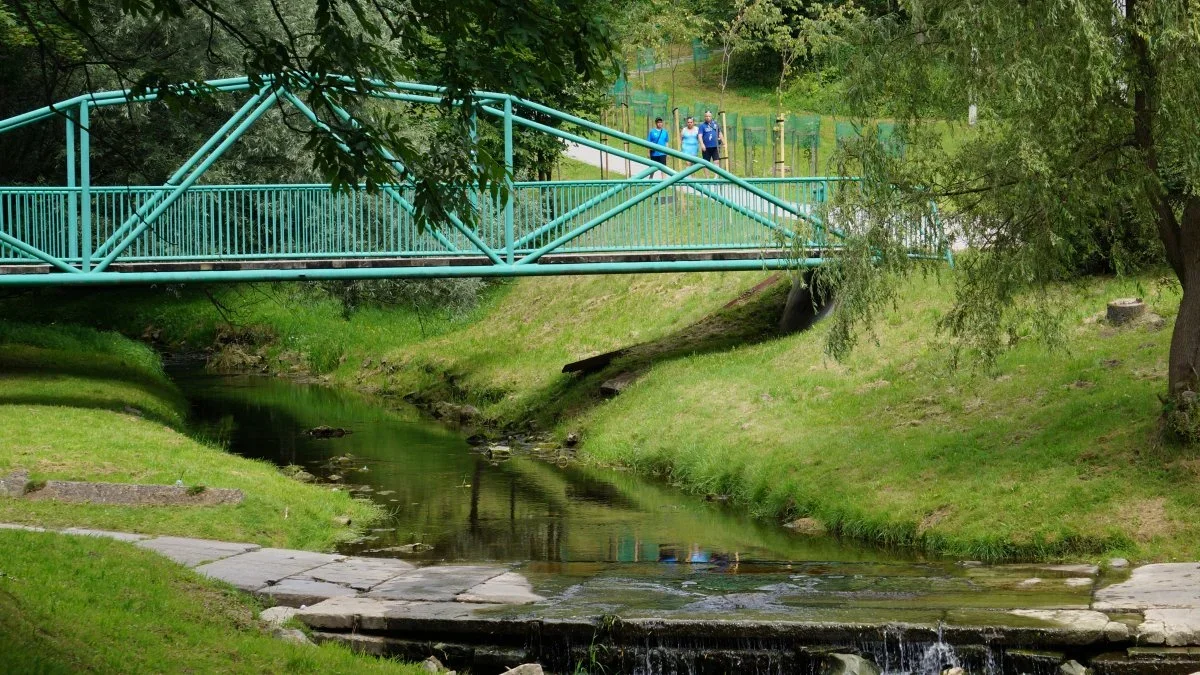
[3,269,1195,561]
[0,529,421,673]
[0,322,383,549]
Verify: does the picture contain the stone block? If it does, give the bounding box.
[301,556,415,591]
[456,572,545,605]
[136,536,260,567]
[61,527,148,542]
[0,470,30,497]
[195,548,342,591]
[1096,564,1200,611]
[367,565,507,602]
[297,596,414,631]
[297,596,482,632]
[1137,609,1200,647]
[258,578,359,607]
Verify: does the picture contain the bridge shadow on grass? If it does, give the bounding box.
[526,273,828,427]
[0,349,188,429]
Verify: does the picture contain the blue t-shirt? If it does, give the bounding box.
[699,120,721,147]
[647,127,669,156]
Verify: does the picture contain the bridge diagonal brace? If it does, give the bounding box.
[294,88,503,265]
[93,90,282,273]
[476,103,816,245]
[93,86,272,259]
[512,164,659,250]
[0,231,82,274]
[516,162,704,266]
[278,90,461,255]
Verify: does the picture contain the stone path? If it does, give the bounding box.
[0,523,542,609]
[7,522,1200,668]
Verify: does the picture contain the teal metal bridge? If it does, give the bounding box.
[0,76,949,286]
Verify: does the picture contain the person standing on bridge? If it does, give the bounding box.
[680,116,701,163]
[698,111,723,176]
[647,117,669,177]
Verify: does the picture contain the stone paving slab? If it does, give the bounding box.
[196,548,343,591]
[300,557,416,591]
[298,596,486,631]
[457,572,546,605]
[1095,563,1200,611]
[62,527,149,542]
[258,578,359,607]
[367,565,508,602]
[1137,609,1200,646]
[136,536,261,567]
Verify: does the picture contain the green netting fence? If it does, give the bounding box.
[636,48,657,74]
[787,114,821,176]
[835,120,862,146]
[692,39,711,77]
[877,121,905,157]
[741,115,771,176]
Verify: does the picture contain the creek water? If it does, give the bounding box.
[174,370,907,565]
[173,371,1103,675]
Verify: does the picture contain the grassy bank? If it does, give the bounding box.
[3,270,1198,561]
[0,322,382,549]
[0,529,421,673]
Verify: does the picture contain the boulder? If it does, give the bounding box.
[825,653,880,675]
[271,626,314,646]
[307,426,351,438]
[501,665,544,675]
[564,432,580,447]
[600,371,638,397]
[1059,660,1088,675]
[260,606,299,627]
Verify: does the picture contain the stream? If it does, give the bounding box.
[174,370,910,566]
[172,371,1132,675]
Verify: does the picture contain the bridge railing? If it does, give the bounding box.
[3,178,904,265]
[0,74,951,281]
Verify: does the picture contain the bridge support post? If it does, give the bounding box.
[79,101,91,272]
[65,109,78,260]
[504,97,514,264]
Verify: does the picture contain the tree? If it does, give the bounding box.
[817,0,1200,435]
[0,0,619,227]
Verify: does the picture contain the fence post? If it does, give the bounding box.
[720,111,730,172]
[600,109,608,180]
[79,101,91,272]
[672,107,681,174]
[622,103,631,177]
[774,114,786,178]
[504,97,514,264]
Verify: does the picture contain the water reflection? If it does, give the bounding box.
[175,372,918,565]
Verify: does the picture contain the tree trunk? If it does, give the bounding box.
[1169,280,1200,396]
[1167,200,1200,396]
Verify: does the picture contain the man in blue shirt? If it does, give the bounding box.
[647,117,669,169]
[698,111,723,171]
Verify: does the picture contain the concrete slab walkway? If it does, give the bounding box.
[0,523,541,609]
[8,522,1200,667]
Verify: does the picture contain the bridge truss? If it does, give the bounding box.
[0,75,950,286]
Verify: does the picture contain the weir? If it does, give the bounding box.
[176,372,1200,675]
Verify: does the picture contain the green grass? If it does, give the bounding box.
[0,321,383,549]
[0,529,422,674]
[5,270,1199,562]
[608,56,970,178]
